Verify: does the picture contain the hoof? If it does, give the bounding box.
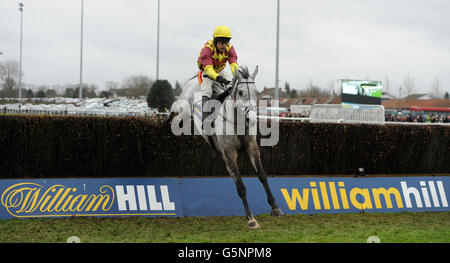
[248,219,260,229]
[271,208,283,217]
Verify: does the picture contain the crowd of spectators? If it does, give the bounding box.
[385,112,450,123]
[279,111,310,118]
[270,109,449,123]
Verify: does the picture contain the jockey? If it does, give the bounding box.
[197,25,239,124]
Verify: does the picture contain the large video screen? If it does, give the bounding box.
[341,80,382,105]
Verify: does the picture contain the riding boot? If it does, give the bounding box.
[202,96,215,130]
[202,88,231,131]
[213,87,232,104]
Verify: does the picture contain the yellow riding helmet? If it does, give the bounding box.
[213,25,232,39]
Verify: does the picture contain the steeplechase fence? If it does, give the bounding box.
[0,115,448,178]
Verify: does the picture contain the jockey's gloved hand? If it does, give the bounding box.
[216,76,231,85]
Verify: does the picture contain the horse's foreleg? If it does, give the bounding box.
[222,149,260,229]
[248,143,283,217]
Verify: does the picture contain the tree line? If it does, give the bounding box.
[0,60,183,111]
[1,59,449,111]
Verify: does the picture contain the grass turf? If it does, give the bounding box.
[0,212,448,243]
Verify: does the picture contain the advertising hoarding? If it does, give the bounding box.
[0,177,448,219]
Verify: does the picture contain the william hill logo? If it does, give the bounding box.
[115,185,176,214]
[1,183,176,218]
[281,180,448,211]
[1,178,448,219]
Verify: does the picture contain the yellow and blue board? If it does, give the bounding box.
[0,178,182,219]
[0,177,448,219]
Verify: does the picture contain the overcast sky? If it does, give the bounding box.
[1,0,449,96]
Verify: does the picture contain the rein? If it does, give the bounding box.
[229,80,255,100]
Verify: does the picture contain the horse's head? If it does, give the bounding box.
[231,66,259,127]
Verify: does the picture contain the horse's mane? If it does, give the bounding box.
[238,66,250,79]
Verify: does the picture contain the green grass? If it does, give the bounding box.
[0,212,448,243]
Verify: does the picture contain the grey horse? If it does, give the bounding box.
[170,66,283,228]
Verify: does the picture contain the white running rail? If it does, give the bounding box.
[310,104,385,124]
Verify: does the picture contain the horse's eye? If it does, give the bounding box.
[238,91,243,96]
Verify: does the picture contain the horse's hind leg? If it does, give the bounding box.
[248,142,283,217]
[222,149,260,229]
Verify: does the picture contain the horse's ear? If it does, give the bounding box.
[251,65,259,79]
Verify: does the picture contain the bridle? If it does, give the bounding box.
[225,79,256,125]
[229,79,255,100]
